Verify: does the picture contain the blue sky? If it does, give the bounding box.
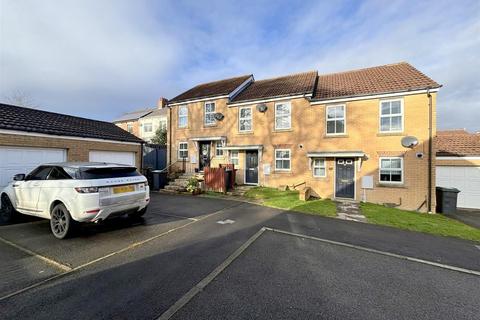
[1,0,479,131]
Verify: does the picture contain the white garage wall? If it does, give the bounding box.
[0,147,66,187]
[89,150,136,166]
[436,166,480,209]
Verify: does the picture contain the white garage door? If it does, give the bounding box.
[0,146,67,187]
[89,151,136,166]
[436,166,480,209]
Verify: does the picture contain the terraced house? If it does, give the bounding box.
[167,62,441,211]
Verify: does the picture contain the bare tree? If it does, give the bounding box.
[3,90,38,108]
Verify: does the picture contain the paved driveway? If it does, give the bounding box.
[0,193,479,319]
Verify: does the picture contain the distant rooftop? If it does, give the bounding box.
[113,108,153,123]
[436,129,480,157]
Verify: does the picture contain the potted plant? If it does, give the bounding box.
[186,177,200,195]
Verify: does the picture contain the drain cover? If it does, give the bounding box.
[217,219,235,225]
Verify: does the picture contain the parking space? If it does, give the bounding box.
[172,230,480,320]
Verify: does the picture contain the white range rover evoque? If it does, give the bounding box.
[0,162,150,239]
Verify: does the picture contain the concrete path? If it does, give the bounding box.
[335,200,366,222]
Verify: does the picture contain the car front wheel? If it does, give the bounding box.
[0,194,16,223]
[50,203,75,239]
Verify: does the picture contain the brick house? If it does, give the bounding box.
[167,62,441,212]
[0,103,143,187]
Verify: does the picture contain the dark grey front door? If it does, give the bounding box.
[199,142,211,171]
[245,151,258,184]
[335,158,355,199]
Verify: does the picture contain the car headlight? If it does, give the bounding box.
[75,187,99,193]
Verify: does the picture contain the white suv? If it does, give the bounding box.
[0,162,150,239]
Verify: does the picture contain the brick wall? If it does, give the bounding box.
[115,121,140,138]
[0,133,142,168]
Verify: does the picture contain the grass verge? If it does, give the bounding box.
[244,187,336,217]
[361,202,480,242]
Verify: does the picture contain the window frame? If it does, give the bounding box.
[379,157,404,184]
[325,104,346,135]
[275,149,291,171]
[312,158,327,177]
[204,101,216,126]
[159,119,167,131]
[238,106,253,132]
[215,141,224,157]
[178,142,188,160]
[143,122,153,133]
[127,123,133,133]
[274,101,292,130]
[178,105,188,128]
[229,150,239,165]
[379,98,404,133]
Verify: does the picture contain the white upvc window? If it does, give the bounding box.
[204,102,216,126]
[239,106,253,132]
[312,158,327,177]
[144,122,153,133]
[215,141,224,157]
[178,106,188,128]
[127,123,133,133]
[159,119,167,131]
[326,105,346,135]
[379,157,403,183]
[275,149,291,171]
[379,99,403,132]
[230,150,239,165]
[275,102,291,130]
[178,142,188,160]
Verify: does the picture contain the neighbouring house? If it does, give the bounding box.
[436,129,480,209]
[0,103,144,188]
[167,62,441,212]
[114,98,168,143]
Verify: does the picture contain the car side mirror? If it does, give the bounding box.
[13,174,26,181]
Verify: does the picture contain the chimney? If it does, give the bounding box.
[157,97,168,109]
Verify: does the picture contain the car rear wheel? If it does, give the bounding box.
[128,206,148,218]
[50,203,75,239]
[0,194,16,223]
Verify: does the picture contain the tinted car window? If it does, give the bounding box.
[79,167,140,179]
[26,166,52,181]
[47,167,73,180]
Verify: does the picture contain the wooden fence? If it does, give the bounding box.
[204,164,236,193]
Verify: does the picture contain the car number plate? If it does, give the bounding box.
[113,185,135,194]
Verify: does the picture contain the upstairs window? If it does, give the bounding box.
[326,105,345,135]
[215,141,224,156]
[380,99,403,132]
[127,123,133,133]
[275,102,291,130]
[159,119,167,131]
[312,158,326,177]
[205,102,216,126]
[178,106,188,128]
[144,123,153,133]
[178,142,188,160]
[239,107,253,132]
[379,157,403,183]
[275,149,291,171]
[230,151,239,165]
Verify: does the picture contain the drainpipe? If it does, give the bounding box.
[168,105,172,169]
[427,88,433,213]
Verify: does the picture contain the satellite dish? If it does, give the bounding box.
[401,136,419,148]
[214,113,224,121]
[256,103,268,113]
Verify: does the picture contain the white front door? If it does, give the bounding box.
[436,166,480,209]
[89,151,136,166]
[0,146,66,188]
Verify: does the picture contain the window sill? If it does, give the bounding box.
[323,134,348,139]
[377,132,404,137]
[376,183,407,189]
[203,125,218,129]
[273,170,292,174]
[177,127,189,130]
[273,129,293,133]
[237,131,254,135]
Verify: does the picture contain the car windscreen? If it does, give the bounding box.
[79,167,140,179]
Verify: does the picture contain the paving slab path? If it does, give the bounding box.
[335,200,366,222]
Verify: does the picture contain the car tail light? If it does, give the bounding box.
[85,209,100,214]
[75,187,99,193]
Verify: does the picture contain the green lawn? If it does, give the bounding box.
[361,202,480,242]
[244,187,337,217]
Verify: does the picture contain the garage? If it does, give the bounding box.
[436,166,480,209]
[0,147,67,187]
[89,150,136,166]
[436,129,480,209]
[0,103,143,188]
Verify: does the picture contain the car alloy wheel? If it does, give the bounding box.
[0,194,15,223]
[50,204,73,239]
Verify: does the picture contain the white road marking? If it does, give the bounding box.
[0,237,72,272]
[0,203,241,302]
[157,227,266,320]
[475,245,480,251]
[217,219,235,225]
[157,212,198,221]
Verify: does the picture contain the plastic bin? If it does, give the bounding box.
[152,170,168,190]
[436,187,460,214]
[225,169,233,191]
